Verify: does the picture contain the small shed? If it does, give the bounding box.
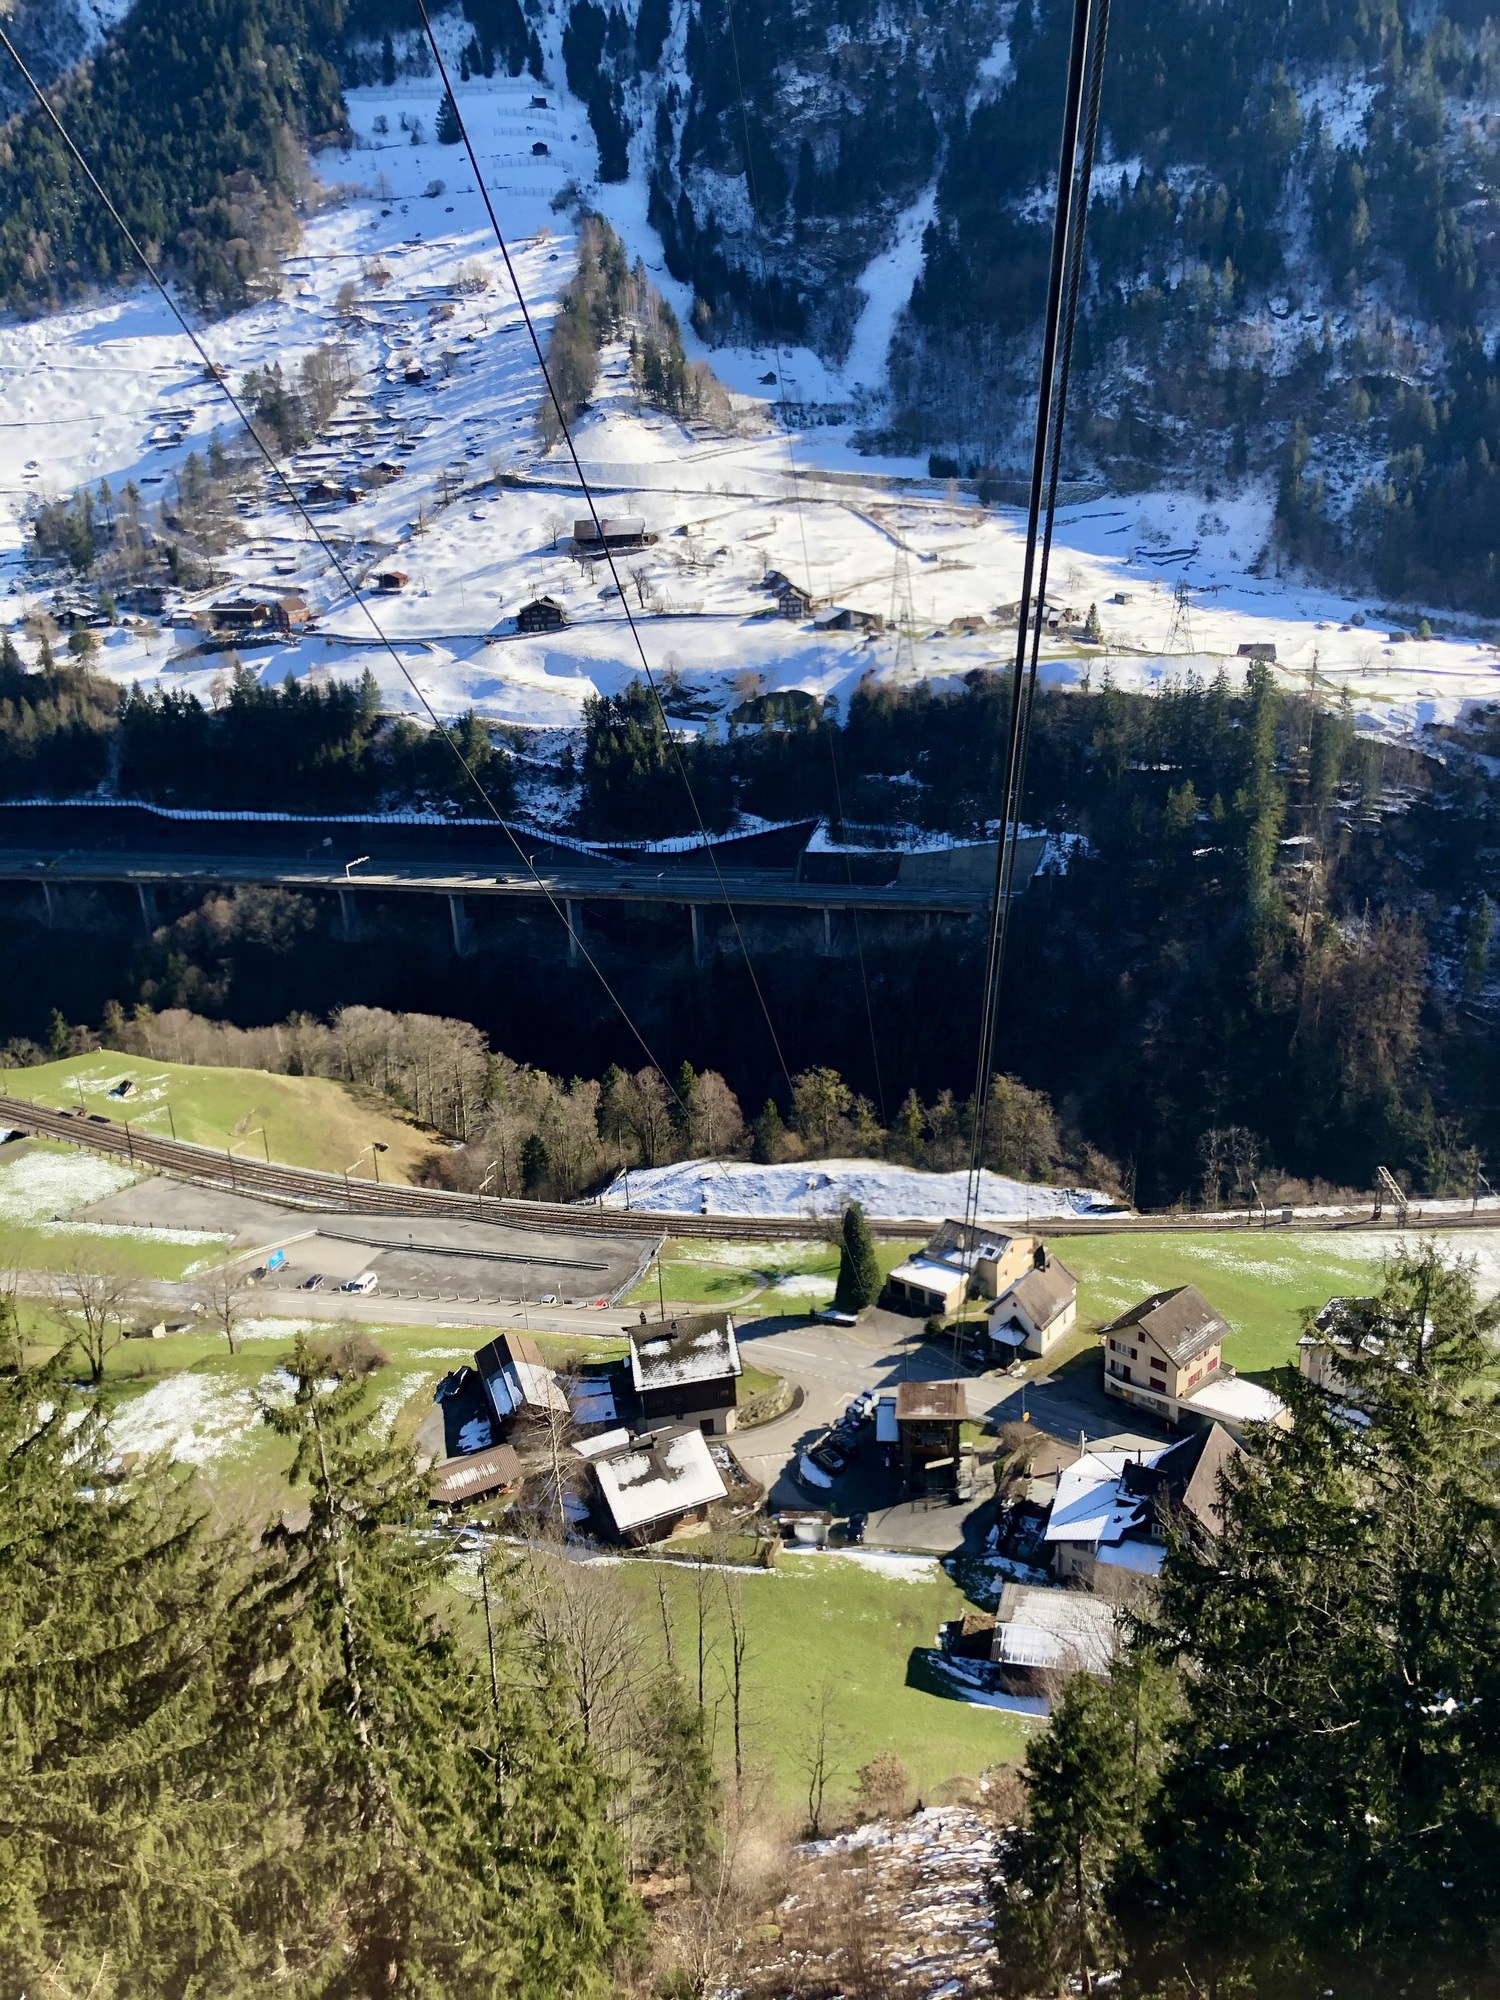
[430,1441,522,1507]
[517,594,566,633]
[991,1582,1119,1695]
[574,515,648,550]
[1237,641,1277,662]
[404,362,430,385]
[305,478,343,504]
[532,140,550,155]
[531,93,549,107]
[375,570,409,593]
[777,582,816,620]
[816,606,885,633]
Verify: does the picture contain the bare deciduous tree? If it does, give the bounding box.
[721,1567,750,1789]
[194,1263,248,1356]
[51,1255,138,1383]
[801,1675,844,1837]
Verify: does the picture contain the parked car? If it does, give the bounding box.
[844,1511,867,1545]
[808,1437,848,1477]
[341,1272,378,1295]
[299,1274,324,1292]
[816,1309,858,1327]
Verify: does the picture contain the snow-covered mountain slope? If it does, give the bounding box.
[4,34,1500,747]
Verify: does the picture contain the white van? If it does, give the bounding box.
[341,1271,379,1295]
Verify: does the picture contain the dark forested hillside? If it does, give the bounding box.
[622,0,1500,608]
[0,0,347,309]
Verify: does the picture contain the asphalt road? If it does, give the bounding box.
[0,847,990,915]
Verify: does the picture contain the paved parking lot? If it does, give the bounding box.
[80,1178,657,1305]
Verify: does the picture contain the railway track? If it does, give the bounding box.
[3,1093,1490,1242]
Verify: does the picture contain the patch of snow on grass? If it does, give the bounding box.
[234,1317,339,1342]
[33,1219,230,1248]
[371,1371,429,1440]
[109,1373,259,1467]
[809,1549,944,1583]
[0,1149,142,1222]
[768,1272,838,1300]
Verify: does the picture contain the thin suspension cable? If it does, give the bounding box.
[961,0,1097,1253]
[720,0,887,1120]
[414,0,796,1100]
[0,23,691,1117]
[988,0,1114,995]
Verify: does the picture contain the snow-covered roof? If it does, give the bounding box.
[888,1254,967,1294]
[1096,1539,1166,1578]
[592,1427,728,1534]
[1044,1450,1158,1546]
[572,1426,632,1460]
[629,1314,741,1392]
[1184,1376,1288,1427]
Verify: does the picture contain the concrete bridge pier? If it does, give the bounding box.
[449,893,474,957]
[690,903,703,968]
[565,898,580,966]
[136,882,158,936]
[41,879,57,926]
[338,888,356,942]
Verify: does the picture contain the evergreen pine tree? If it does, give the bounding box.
[381,32,396,86]
[1114,1244,1500,1992]
[0,1359,242,1994]
[527,28,544,78]
[230,1337,637,1991]
[833,1201,881,1312]
[436,89,463,145]
[750,1097,785,1163]
[993,1653,1176,1997]
[673,1058,697,1131]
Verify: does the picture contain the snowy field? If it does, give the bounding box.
[0,1145,143,1222]
[600,1155,1113,1222]
[0,16,1491,745]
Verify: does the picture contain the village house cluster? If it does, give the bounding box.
[419,1308,757,1544]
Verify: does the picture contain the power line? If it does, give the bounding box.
[414,0,797,1100]
[982,0,1115,1059]
[961,0,1109,1255]
[0,22,694,1122]
[717,0,889,1120]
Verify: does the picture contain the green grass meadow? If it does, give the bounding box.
[3,1052,434,1181]
[612,1550,1030,1805]
[1060,1230,1401,1375]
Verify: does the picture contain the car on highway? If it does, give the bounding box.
[815,1309,858,1327]
[540,1293,558,1306]
[299,1274,324,1291]
[341,1272,379,1295]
